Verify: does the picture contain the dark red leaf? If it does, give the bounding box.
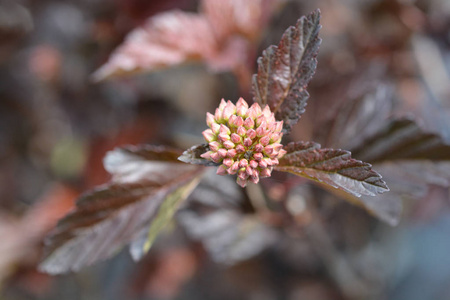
[252,9,322,133]
[39,145,205,274]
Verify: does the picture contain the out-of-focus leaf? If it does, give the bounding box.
[178,144,219,166]
[201,0,279,42]
[252,9,321,133]
[351,118,450,163]
[275,141,389,197]
[92,11,217,81]
[39,145,204,274]
[178,170,276,264]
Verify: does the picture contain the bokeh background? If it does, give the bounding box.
[1,0,450,299]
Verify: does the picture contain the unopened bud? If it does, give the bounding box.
[216,165,227,175]
[223,140,235,149]
[249,160,258,168]
[231,133,242,144]
[218,148,227,158]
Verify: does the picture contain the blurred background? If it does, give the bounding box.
[0,0,450,299]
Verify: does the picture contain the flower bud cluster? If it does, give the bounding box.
[201,98,286,187]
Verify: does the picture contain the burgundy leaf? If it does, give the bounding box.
[92,11,217,81]
[275,141,389,197]
[178,143,219,166]
[252,9,321,133]
[350,118,450,163]
[39,145,204,274]
[201,0,279,42]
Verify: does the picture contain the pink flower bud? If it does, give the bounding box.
[218,133,230,142]
[275,121,283,132]
[246,129,256,140]
[218,148,227,158]
[249,160,258,168]
[227,149,237,158]
[277,149,287,158]
[215,108,222,121]
[223,140,235,149]
[270,133,282,143]
[209,141,221,152]
[250,170,259,184]
[254,143,263,152]
[253,153,263,161]
[223,158,233,167]
[264,145,274,155]
[238,170,249,180]
[259,160,268,168]
[256,126,266,137]
[202,129,215,142]
[233,116,244,127]
[200,151,212,159]
[206,112,216,127]
[216,165,227,175]
[260,136,270,146]
[231,133,242,144]
[211,122,220,134]
[229,161,239,174]
[237,177,247,187]
[271,158,279,165]
[262,105,271,119]
[222,101,236,120]
[218,99,227,111]
[228,115,237,127]
[243,117,255,129]
[237,126,246,136]
[219,124,231,135]
[260,168,271,178]
[247,103,262,119]
[239,159,248,168]
[236,144,245,153]
[210,152,221,163]
[255,115,265,127]
[236,97,248,117]
[245,166,253,176]
[244,138,253,147]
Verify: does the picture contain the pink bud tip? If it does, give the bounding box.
[200,151,212,159]
[210,152,221,163]
[223,158,233,167]
[249,160,258,169]
[246,166,253,176]
[247,129,256,140]
[260,136,270,146]
[236,144,246,153]
[277,149,287,158]
[222,101,236,120]
[233,116,244,127]
[243,117,255,129]
[217,148,227,158]
[218,133,230,143]
[270,133,282,143]
[209,141,221,152]
[229,161,239,174]
[237,126,246,136]
[254,143,263,152]
[248,103,262,119]
[244,138,253,147]
[253,153,263,161]
[275,121,283,132]
[264,145,274,155]
[255,115,265,127]
[231,133,242,144]
[216,165,227,175]
[219,124,231,135]
[202,129,215,142]
[238,170,249,180]
[227,149,237,158]
[236,97,249,117]
[260,168,271,178]
[211,122,221,134]
[262,106,271,118]
[206,112,216,127]
[223,140,235,149]
[259,160,268,168]
[237,177,247,187]
[239,159,248,168]
[218,99,227,110]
